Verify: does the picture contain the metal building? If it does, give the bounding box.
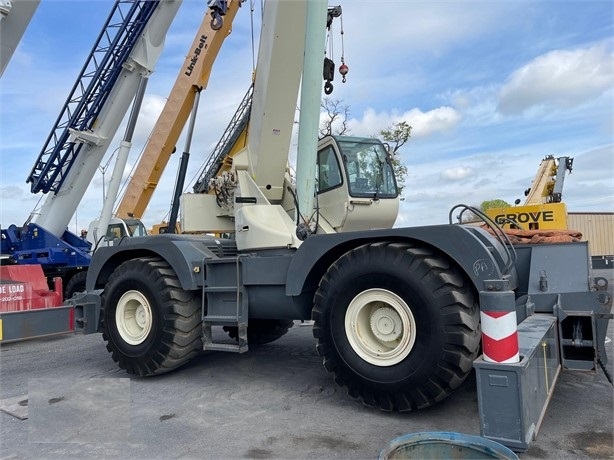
[568,212,614,268]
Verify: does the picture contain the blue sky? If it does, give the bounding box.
[1,0,612,234]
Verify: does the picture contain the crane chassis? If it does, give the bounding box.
[72,207,611,450]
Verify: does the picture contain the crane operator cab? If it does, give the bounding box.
[315,136,399,233]
[108,217,148,239]
[87,217,148,248]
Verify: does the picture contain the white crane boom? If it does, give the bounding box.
[0,0,39,77]
[31,0,182,237]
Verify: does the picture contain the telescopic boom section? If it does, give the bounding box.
[523,155,573,205]
[523,156,557,205]
[241,0,309,202]
[0,0,40,77]
[115,0,242,221]
[26,0,181,237]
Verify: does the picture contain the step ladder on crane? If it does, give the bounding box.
[203,255,249,353]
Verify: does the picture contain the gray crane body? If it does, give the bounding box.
[86,224,512,318]
[74,220,611,452]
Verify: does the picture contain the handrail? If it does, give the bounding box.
[449,204,517,276]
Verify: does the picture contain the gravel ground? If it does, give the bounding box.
[0,268,612,459]
[0,314,612,459]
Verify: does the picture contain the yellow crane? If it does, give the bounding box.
[115,0,243,227]
[487,155,573,229]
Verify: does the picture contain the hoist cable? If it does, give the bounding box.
[340,13,345,64]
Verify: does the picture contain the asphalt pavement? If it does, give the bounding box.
[0,316,612,459]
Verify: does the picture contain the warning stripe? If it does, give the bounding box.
[482,331,520,363]
[481,310,519,363]
[480,311,517,341]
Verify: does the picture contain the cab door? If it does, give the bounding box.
[315,140,348,230]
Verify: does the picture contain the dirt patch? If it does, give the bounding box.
[570,431,614,458]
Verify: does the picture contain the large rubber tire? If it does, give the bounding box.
[101,256,202,376]
[223,319,294,346]
[312,241,480,412]
[65,270,87,300]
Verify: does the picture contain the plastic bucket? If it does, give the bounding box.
[379,432,518,460]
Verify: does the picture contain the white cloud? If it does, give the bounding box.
[561,144,614,210]
[497,42,614,115]
[348,106,461,139]
[0,186,25,200]
[132,94,167,142]
[409,107,462,138]
[341,1,520,59]
[441,166,474,181]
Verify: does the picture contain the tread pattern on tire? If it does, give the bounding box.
[101,256,202,376]
[312,241,480,412]
[65,270,87,300]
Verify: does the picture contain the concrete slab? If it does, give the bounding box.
[28,377,131,443]
[0,394,28,420]
[0,322,611,458]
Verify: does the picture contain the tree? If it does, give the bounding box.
[460,199,512,223]
[319,97,350,137]
[319,98,410,197]
[480,199,511,211]
[378,121,411,196]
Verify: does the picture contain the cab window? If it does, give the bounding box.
[316,146,342,193]
[106,224,126,240]
[337,138,398,198]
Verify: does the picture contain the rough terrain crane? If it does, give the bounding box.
[70,0,610,451]
[0,0,241,341]
[486,155,574,230]
[1,0,222,298]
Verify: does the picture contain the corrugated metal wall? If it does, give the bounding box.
[568,213,614,256]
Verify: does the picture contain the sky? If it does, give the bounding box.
[1,0,613,235]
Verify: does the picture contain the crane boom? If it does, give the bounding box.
[523,155,557,205]
[115,0,242,221]
[550,156,573,203]
[241,0,308,203]
[0,0,39,77]
[192,84,252,194]
[180,1,401,241]
[523,155,573,206]
[28,0,182,237]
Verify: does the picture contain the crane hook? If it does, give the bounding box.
[323,57,335,95]
[324,81,334,95]
[339,63,348,83]
[208,0,227,30]
[210,11,223,30]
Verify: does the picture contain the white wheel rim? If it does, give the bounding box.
[345,288,416,366]
[116,290,153,345]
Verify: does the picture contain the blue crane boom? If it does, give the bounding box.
[27,1,160,195]
[2,0,183,300]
